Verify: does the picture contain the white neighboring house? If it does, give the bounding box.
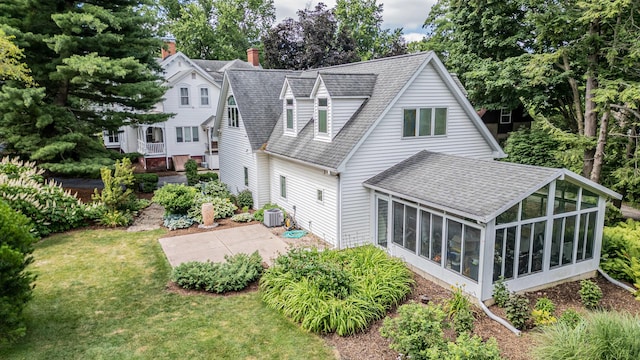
[214,52,621,302]
[103,39,258,170]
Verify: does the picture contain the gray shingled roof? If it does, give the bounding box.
[318,73,377,97]
[192,59,255,84]
[226,69,297,150]
[286,77,316,98]
[364,151,561,222]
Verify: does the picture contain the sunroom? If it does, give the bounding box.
[364,151,621,302]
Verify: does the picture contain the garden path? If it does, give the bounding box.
[127,203,164,232]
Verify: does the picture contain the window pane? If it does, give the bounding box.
[446,220,463,273]
[419,108,432,136]
[393,202,404,246]
[180,88,189,105]
[431,215,443,263]
[244,167,249,186]
[192,127,199,142]
[496,203,519,225]
[562,216,576,265]
[404,206,417,252]
[184,128,192,142]
[550,218,563,268]
[176,127,183,142]
[585,212,596,259]
[494,229,504,282]
[317,189,323,202]
[286,99,293,105]
[554,180,579,214]
[318,98,327,106]
[581,189,598,209]
[504,227,516,279]
[280,176,286,198]
[287,109,294,129]
[228,96,236,105]
[434,108,447,135]
[522,186,548,220]
[377,198,388,247]
[578,213,587,260]
[318,110,327,133]
[518,223,532,276]
[531,221,545,273]
[200,88,209,105]
[463,226,480,281]
[420,211,431,258]
[403,109,416,137]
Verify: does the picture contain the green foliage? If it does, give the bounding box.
[237,189,253,209]
[533,311,640,360]
[534,297,556,314]
[197,172,218,183]
[380,302,448,359]
[231,213,254,223]
[162,214,195,230]
[185,159,198,186]
[502,123,563,168]
[446,285,475,335]
[0,199,36,343]
[0,29,34,85]
[92,158,136,212]
[492,277,510,308]
[605,202,625,226]
[445,332,503,360]
[153,184,198,215]
[253,203,287,223]
[0,157,87,237]
[187,194,237,222]
[133,173,158,193]
[558,309,582,329]
[532,298,557,327]
[260,245,414,336]
[98,210,133,228]
[578,279,602,310]
[505,293,530,330]
[171,251,263,293]
[600,220,640,285]
[200,180,230,198]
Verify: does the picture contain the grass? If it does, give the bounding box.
[0,229,335,360]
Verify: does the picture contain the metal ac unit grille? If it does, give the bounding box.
[264,208,283,227]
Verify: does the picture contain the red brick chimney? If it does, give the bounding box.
[161,37,177,60]
[247,48,260,67]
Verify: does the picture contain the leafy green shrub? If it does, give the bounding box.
[533,312,640,360]
[231,212,254,222]
[558,309,582,329]
[133,173,158,193]
[172,251,263,293]
[0,199,36,343]
[605,201,624,226]
[534,297,556,314]
[492,276,510,307]
[261,245,413,336]
[187,194,237,222]
[254,203,287,222]
[446,332,503,360]
[505,293,530,330]
[153,184,198,215]
[446,285,475,335]
[579,279,602,310]
[532,297,557,327]
[601,220,640,289]
[237,189,253,209]
[163,214,195,230]
[98,210,134,227]
[92,158,141,218]
[380,302,448,359]
[200,180,230,198]
[197,172,218,183]
[185,159,199,186]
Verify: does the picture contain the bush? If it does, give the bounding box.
[254,203,286,223]
[237,189,253,209]
[446,332,503,360]
[153,184,198,215]
[446,285,475,335]
[532,297,557,327]
[0,199,36,343]
[261,245,413,336]
[492,276,510,308]
[185,159,199,186]
[98,210,134,227]
[558,309,582,329]
[92,158,140,217]
[187,194,237,222]
[505,293,530,330]
[133,173,158,193]
[200,180,230,198]
[534,297,556,314]
[231,212,254,222]
[163,214,195,230]
[533,312,640,360]
[600,220,640,290]
[197,172,218,183]
[172,251,263,293]
[579,279,602,310]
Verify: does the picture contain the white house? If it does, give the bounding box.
[103,39,258,170]
[213,52,621,301]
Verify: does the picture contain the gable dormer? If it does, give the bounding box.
[310,73,376,141]
[279,77,315,137]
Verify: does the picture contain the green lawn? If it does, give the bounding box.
[0,229,336,360]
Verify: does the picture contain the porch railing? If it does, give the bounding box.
[137,139,165,155]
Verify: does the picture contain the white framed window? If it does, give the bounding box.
[244,166,249,186]
[105,130,119,143]
[200,87,209,106]
[403,107,447,137]
[180,87,189,106]
[500,108,512,124]
[227,96,239,127]
[317,189,324,203]
[280,175,287,199]
[286,99,294,130]
[176,126,199,143]
[317,98,328,134]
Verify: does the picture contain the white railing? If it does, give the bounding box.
[137,139,165,155]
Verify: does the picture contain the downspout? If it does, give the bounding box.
[337,172,341,250]
[208,127,213,169]
[164,123,170,170]
[598,268,636,293]
[478,301,521,336]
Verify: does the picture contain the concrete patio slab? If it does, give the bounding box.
[158,223,290,267]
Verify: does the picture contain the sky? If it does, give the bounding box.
[273,0,437,43]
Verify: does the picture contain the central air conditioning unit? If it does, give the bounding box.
[264,208,284,227]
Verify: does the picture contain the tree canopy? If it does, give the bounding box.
[0,29,33,85]
[0,0,169,176]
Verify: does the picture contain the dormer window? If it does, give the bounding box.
[227,96,239,127]
[286,99,294,129]
[318,98,328,134]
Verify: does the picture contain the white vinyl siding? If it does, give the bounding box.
[255,153,271,208]
[339,62,496,245]
[331,98,366,137]
[270,157,338,246]
[296,98,314,134]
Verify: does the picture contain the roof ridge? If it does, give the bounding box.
[310,51,432,71]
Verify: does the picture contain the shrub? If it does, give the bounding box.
[237,189,253,209]
[600,220,640,289]
[558,309,582,329]
[197,172,218,183]
[254,203,286,223]
[579,279,602,310]
[92,158,138,214]
[172,251,263,293]
[133,173,158,193]
[261,245,413,336]
[534,297,556,314]
[505,293,530,330]
[492,276,510,308]
[380,303,448,359]
[446,285,475,335]
[446,332,503,360]
[185,159,199,186]
[200,179,230,198]
[163,214,195,230]
[532,297,557,327]
[98,210,134,227]
[153,184,198,215]
[231,212,254,222]
[0,199,36,343]
[533,312,640,360]
[187,195,237,222]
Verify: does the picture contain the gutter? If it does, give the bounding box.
[263,150,339,174]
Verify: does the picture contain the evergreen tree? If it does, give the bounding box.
[0,0,169,176]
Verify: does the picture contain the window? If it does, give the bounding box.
[227,96,239,127]
[318,98,327,134]
[317,189,323,202]
[176,127,199,143]
[403,107,447,137]
[280,175,287,198]
[419,210,443,264]
[500,109,512,124]
[200,88,209,106]
[376,197,388,247]
[180,87,189,106]
[106,130,119,143]
[286,99,294,130]
[244,167,249,186]
[392,201,417,253]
